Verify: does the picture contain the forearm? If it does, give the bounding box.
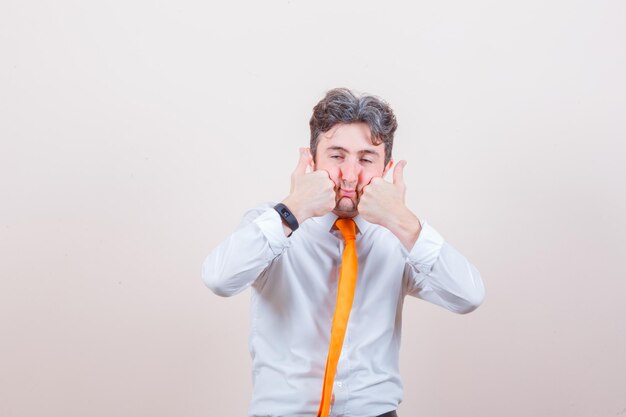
[384,206,422,251]
[202,206,290,296]
[405,221,485,314]
[279,196,312,237]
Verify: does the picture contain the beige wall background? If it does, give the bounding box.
[1,0,625,416]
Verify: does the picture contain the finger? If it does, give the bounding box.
[315,168,333,183]
[370,177,384,185]
[393,160,407,186]
[293,147,312,176]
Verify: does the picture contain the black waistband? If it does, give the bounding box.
[376,411,398,417]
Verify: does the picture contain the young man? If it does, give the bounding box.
[202,88,485,417]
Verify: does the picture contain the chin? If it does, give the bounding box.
[334,198,358,218]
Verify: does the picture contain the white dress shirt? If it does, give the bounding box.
[202,203,485,417]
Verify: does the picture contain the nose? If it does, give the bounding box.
[339,159,359,185]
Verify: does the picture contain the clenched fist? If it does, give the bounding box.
[358,161,422,250]
[281,148,336,226]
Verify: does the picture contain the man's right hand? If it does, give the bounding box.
[281,148,336,227]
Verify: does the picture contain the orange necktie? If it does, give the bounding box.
[317,218,359,417]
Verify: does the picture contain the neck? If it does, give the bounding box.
[333,209,358,219]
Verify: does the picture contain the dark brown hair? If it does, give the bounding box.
[309,88,398,165]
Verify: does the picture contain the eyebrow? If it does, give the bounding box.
[326,146,380,157]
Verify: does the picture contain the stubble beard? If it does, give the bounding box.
[333,180,360,218]
[333,195,359,218]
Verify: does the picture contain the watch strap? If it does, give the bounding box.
[273,203,299,232]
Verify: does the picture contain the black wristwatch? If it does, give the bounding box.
[274,203,299,233]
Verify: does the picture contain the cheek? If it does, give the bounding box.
[357,172,376,190]
[322,166,341,186]
[358,166,385,190]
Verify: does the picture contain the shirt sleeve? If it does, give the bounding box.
[201,203,291,297]
[403,220,485,314]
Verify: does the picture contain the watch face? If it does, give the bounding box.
[275,204,298,231]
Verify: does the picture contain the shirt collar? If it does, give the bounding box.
[311,212,370,235]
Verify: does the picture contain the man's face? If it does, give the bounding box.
[313,122,393,218]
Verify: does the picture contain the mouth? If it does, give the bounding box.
[339,189,357,197]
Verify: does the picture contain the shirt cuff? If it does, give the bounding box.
[405,219,444,274]
[253,206,291,256]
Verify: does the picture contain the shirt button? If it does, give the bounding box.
[336,381,343,388]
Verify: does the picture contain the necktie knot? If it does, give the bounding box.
[335,218,356,241]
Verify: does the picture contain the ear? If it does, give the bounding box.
[307,148,316,171]
[382,159,394,179]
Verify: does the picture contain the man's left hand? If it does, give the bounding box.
[358,161,422,250]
